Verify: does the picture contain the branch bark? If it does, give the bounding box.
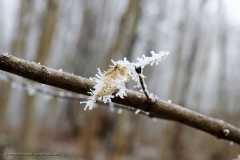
[1,53,240,145]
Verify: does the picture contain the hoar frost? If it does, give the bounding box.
[80,51,169,110]
[223,129,230,136]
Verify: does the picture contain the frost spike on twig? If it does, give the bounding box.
[135,51,169,68]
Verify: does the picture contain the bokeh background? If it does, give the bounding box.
[0,0,240,159]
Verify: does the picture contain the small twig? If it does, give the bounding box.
[138,75,151,100]
[135,66,152,103]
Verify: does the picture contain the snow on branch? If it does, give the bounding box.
[1,53,240,145]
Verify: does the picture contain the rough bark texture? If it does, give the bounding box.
[1,53,240,145]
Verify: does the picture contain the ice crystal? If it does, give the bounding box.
[80,51,169,110]
[136,51,169,67]
[135,109,141,114]
[223,129,230,136]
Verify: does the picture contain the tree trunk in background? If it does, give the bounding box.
[11,0,32,58]
[0,0,33,133]
[75,1,103,159]
[19,0,58,158]
[160,1,189,159]
[171,37,198,160]
[216,1,228,123]
[109,0,141,159]
[42,97,57,139]
[0,0,32,153]
[0,0,33,153]
[170,2,206,159]
[35,0,58,65]
[215,1,230,158]
[81,109,100,160]
[108,0,140,61]
[40,0,84,142]
[0,80,10,132]
[160,1,206,159]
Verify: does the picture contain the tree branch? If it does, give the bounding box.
[1,53,240,145]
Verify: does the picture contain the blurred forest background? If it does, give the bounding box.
[0,0,240,159]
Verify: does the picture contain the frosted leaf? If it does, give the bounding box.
[81,65,132,110]
[80,50,169,110]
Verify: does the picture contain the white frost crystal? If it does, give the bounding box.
[135,109,141,114]
[80,51,169,110]
[223,129,230,136]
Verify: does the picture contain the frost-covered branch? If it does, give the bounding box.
[1,53,240,145]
